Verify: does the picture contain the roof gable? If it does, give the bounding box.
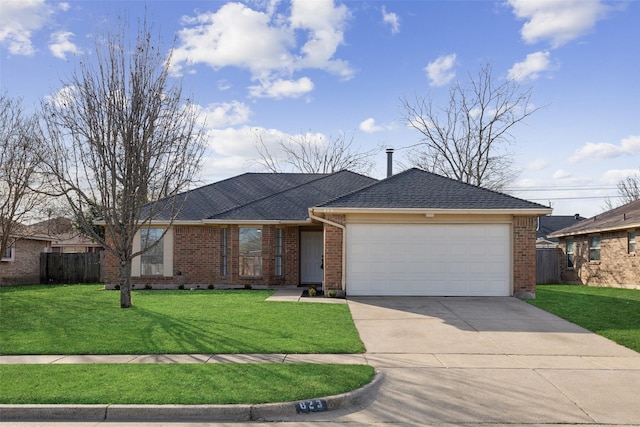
[537,215,586,241]
[550,199,640,237]
[317,168,549,211]
[212,170,378,221]
[158,173,329,221]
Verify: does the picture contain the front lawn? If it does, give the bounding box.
[0,363,375,404]
[0,285,364,355]
[528,285,640,353]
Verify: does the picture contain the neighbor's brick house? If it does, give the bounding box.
[105,168,550,297]
[1,234,52,285]
[550,199,640,289]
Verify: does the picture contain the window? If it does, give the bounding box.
[275,228,283,276]
[589,235,601,262]
[221,228,228,277]
[2,244,15,262]
[140,228,164,275]
[239,227,262,276]
[566,239,575,269]
[629,231,636,254]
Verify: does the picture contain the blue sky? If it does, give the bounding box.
[1,0,638,217]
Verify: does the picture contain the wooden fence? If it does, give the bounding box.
[40,252,104,284]
[536,248,560,284]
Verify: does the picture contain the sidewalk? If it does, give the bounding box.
[0,352,367,365]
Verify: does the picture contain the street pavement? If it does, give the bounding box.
[1,294,639,425]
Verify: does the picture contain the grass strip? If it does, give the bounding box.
[0,285,364,355]
[0,364,375,405]
[528,285,640,352]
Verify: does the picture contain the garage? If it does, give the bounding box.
[346,223,511,296]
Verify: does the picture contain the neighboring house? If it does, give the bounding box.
[549,199,640,289]
[30,217,103,253]
[536,214,586,248]
[104,168,551,298]
[1,228,53,285]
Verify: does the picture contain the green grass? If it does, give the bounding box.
[0,363,375,404]
[0,284,364,355]
[528,285,640,352]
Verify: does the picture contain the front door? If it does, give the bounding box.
[300,231,323,285]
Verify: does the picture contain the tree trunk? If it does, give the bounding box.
[119,259,132,308]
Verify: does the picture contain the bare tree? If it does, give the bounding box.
[0,94,49,259]
[40,18,205,308]
[255,131,377,174]
[616,171,640,204]
[402,63,541,191]
[603,168,640,210]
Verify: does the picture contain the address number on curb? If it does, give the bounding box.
[295,399,328,413]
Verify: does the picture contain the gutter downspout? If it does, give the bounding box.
[309,209,346,292]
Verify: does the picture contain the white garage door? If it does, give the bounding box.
[346,223,511,296]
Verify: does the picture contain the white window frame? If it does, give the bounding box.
[221,227,228,277]
[629,231,636,255]
[589,235,601,262]
[275,228,284,277]
[140,228,164,276]
[2,243,15,262]
[566,238,575,269]
[131,228,173,278]
[239,227,262,277]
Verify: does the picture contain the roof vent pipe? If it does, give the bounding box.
[574,213,580,220]
[386,148,394,178]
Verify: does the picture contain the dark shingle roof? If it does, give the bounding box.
[157,173,329,221]
[212,171,378,221]
[152,171,377,222]
[549,199,640,237]
[536,215,586,242]
[318,168,549,210]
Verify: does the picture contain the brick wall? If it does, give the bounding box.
[173,225,219,285]
[104,224,302,289]
[559,230,639,287]
[513,216,537,298]
[0,239,50,285]
[323,214,345,291]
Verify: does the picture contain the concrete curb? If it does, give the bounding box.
[0,370,383,422]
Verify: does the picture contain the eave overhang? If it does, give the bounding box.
[549,220,640,239]
[310,207,553,217]
[95,219,313,227]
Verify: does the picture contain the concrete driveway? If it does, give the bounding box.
[305,296,640,425]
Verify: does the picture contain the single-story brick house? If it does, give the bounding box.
[549,199,640,289]
[1,231,53,285]
[104,168,551,297]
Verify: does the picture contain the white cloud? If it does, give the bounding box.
[359,117,384,133]
[601,169,640,185]
[290,0,352,77]
[569,135,640,163]
[196,101,252,128]
[425,53,457,87]
[382,6,400,34]
[249,77,314,99]
[200,125,337,181]
[526,158,550,171]
[172,3,293,75]
[48,30,81,59]
[552,169,572,180]
[508,51,551,81]
[45,85,78,108]
[508,0,608,48]
[172,0,352,99]
[0,0,53,55]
